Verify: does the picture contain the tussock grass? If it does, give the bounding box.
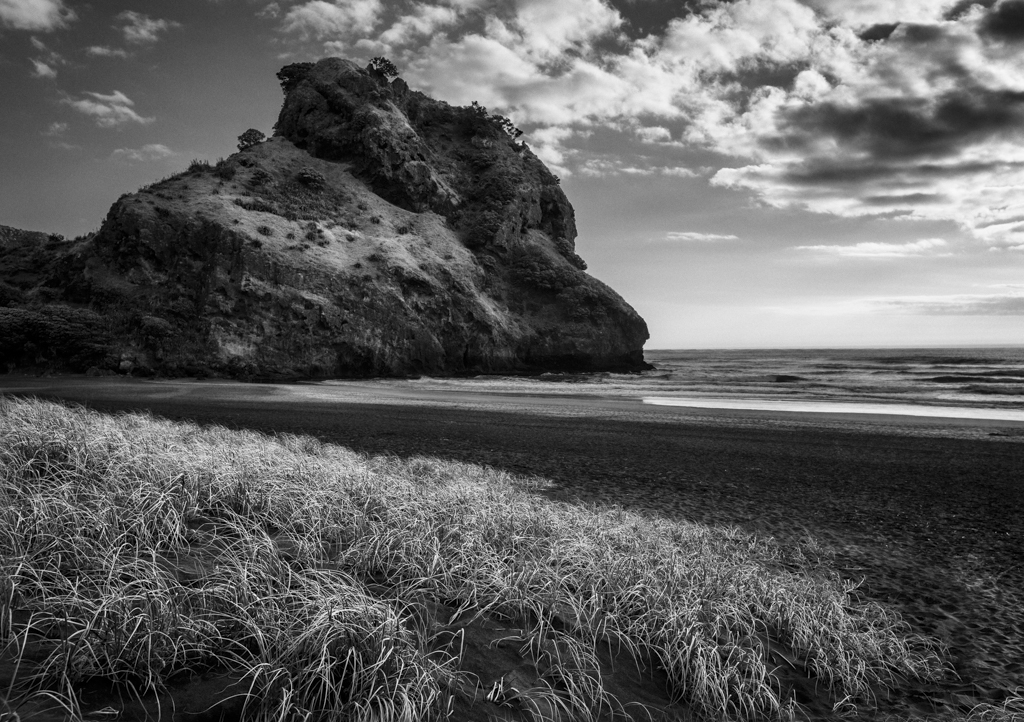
[0,397,946,720]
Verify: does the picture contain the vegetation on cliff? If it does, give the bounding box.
[0,58,649,379]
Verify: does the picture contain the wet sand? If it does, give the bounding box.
[2,375,1023,716]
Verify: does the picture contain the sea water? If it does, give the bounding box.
[642,347,1024,403]
[392,347,1024,421]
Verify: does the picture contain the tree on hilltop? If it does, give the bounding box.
[237,129,266,151]
[367,56,399,79]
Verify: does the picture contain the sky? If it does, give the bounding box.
[2,0,1024,349]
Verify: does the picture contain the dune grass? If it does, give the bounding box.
[0,396,949,720]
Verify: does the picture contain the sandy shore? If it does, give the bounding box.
[2,375,1023,716]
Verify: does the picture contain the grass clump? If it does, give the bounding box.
[0,397,947,721]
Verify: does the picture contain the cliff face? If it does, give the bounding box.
[0,58,650,379]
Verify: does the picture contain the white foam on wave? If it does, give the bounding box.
[642,397,1024,422]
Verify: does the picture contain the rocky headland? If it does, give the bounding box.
[0,58,649,379]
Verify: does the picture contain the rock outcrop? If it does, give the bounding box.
[0,58,650,379]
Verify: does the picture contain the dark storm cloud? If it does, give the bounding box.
[780,158,1024,187]
[862,193,945,205]
[782,88,1024,159]
[858,23,898,41]
[979,0,1024,38]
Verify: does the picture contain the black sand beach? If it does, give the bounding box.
[2,375,1022,717]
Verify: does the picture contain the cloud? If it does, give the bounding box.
[257,2,281,20]
[62,91,154,128]
[378,3,458,47]
[979,0,1024,38]
[258,0,1024,243]
[0,0,73,30]
[795,238,949,258]
[86,45,129,58]
[500,0,623,61]
[111,143,176,161]
[42,121,67,136]
[30,58,56,78]
[280,0,382,39]
[664,231,739,242]
[660,166,699,177]
[117,11,180,44]
[637,126,672,143]
[872,292,1024,315]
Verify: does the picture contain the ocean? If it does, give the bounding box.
[390,346,1024,421]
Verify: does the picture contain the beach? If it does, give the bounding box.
[1,374,1023,717]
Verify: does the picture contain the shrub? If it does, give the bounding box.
[296,168,327,190]
[47,233,65,243]
[214,163,236,181]
[367,56,399,79]
[249,168,272,186]
[0,305,112,370]
[490,114,523,141]
[459,209,503,250]
[277,61,315,93]
[257,225,273,237]
[188,159,211,173]
[233,197,278,214]
[237,128,266,151]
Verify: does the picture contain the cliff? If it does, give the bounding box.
[0,58,650,379]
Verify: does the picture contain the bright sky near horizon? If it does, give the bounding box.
[1,0,1023,349]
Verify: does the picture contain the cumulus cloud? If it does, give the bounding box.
[377,3,458,46]
[281,0,382,39]
[62,91,154,128]
[0,0,73,30]
[117,11,180,44]
[111,144,176,161]
[664,231,739,242]
[262,0,1024,245]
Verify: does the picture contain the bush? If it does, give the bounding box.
[0,305,112,370]
[297,168,327,190]
[367,56,399,79]
[188,159,211,173]
[257,225,273,237]
[459,209,503,250]
[233,197,278,214]
[214,163,236,181]
[249,168,272,186]
[277,61,315,93]
[237,128,266,151]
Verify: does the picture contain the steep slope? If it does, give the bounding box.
[0,58,650,379]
